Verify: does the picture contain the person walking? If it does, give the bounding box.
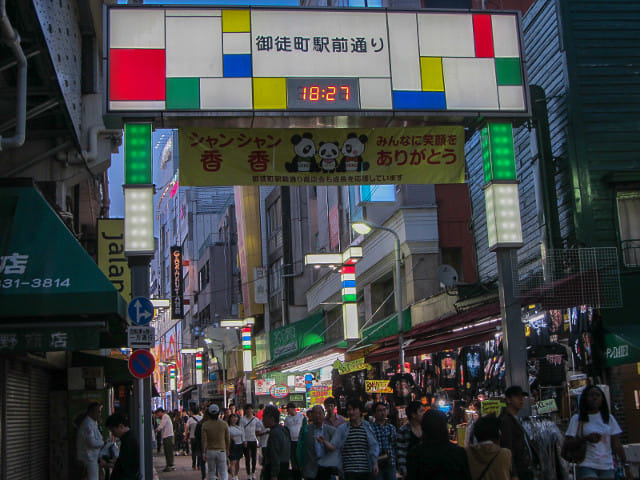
[228,413,246,480]
[499,386,538,480]
[371,402,397,480]
[298,405,338,480]
[406,409,471,480]
[396,401,425,479]
[187,406,204,470]
[332,398,380,480]
[155,407,176,472]
[101,412,139,480]
[565,385,630,480]
[240,404,263,480]
[262,405,291,480]
[77,402,105,480]
[466,415,512,480]
[284,403,306,480]
[323,397,346,428]
[202,403,231,480]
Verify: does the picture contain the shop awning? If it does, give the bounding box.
[0,180,127,351]
[255,339,345,374]
[365,302,501,363]
[605,326,640,366]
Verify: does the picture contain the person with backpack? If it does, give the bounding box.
[186,406,204,470]
[195,405,209,480]
[240,404,263,480]
[466,415,512,480]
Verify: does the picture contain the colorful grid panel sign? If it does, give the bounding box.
[108,7,527,114]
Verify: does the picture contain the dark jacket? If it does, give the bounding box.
[406,441,471,480]
[111,430,140,480]
[499,411,538,475]
[266,424,291,479]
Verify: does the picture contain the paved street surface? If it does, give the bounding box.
[153,449,264,480]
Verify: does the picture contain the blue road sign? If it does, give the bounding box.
[128,349,155,379]
[127,296,154,326]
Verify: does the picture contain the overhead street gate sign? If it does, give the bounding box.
[106,7,529,117]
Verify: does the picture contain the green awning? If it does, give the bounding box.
[360,308,411,344]
[0,180,127,351]
[605,326,640,366]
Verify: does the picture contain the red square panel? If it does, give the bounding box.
[473,15,494,58]
[109,49,166,101]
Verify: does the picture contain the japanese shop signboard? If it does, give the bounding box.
[107,7,528,116]
[170,246,184,319]
[179,127,465,186]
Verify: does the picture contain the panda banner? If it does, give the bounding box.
[178,126,465,186]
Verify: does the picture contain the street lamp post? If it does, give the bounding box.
[351,220,405,374]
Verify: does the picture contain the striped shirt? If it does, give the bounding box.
[342,424,371,473]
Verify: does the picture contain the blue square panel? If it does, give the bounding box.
[223,54,252,78]
[392,91,446,110]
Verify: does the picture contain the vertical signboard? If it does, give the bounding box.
[97,219,132,302]
[254,266,268,304]
[170,246,184,319]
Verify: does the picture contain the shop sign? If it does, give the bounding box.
[271,324,298,359]
[97,219,132,302]
[0,328,100,352]
[309,384,332,406]
[255,378,276,396]
[170,246,184,319]
[289,394,305,403]
[179,127,464,187]
[535,398,558,415]
[107,8,527,116]
[333,357,372,375]
[480,400,505,416]
[270,383,290,398]
[365,380,392,394]
[254,266,268,304]
[295,376,307,393]
[605,333,640,366]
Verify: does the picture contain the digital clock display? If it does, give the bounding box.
[286,78,360,111]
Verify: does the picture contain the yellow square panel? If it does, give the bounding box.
[222,10,251,33]
[253,78,287,110]
[420,57,444,92]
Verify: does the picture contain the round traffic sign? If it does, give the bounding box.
[127,296,155,326]
[128,349,156,379]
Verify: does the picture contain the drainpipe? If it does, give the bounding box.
[0,0,27,150]
[57,125,123,173]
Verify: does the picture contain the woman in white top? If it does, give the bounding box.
[228,413,246,480]
[565,385,630,480]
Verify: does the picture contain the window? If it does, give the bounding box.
[617,191,640,267]
[199,261,210,290]
[267,198,283,252]
[360,185,395,202]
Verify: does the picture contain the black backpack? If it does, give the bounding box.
[194,419,204,451]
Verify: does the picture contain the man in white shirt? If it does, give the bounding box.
[284,402,306,480]
[186,406,204,470]
[76,402,105,480]
[155,408,175,472]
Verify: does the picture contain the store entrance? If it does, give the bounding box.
[623,379,640,443]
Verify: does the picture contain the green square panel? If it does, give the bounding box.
[495,58,523,86]
[166,78,200,110]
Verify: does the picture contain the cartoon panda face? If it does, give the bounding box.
[294,137,316,159]
[342,135,367,157]
[319,142,339,160]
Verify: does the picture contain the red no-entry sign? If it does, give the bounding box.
[128,349,155,379]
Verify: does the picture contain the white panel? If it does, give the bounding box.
[110,101,166,111]
[110,9,165,49]
[251,10,390,77]
[492,15,520,58]
[166,17,222,78]
[223,33,252,55]
[498,86,526,111]
[359,78,393,110]
[443,58,499,110]
[124,187,154,253]
[418,14,475,58]
[200,78,252,110]
[387,13,421,90]
[166,9,221,17]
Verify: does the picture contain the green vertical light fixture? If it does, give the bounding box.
[481,122,517,184]
[124,123,152,184]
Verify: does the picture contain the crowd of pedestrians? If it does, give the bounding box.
[76,382,631,480]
